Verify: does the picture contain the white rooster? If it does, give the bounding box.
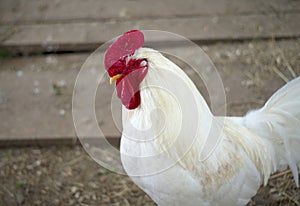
[104,30,300,206]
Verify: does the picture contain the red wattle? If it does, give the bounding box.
[115,66,148,110]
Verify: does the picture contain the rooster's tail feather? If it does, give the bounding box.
[242,77,300,187]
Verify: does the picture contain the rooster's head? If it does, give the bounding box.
[104,30,148,110]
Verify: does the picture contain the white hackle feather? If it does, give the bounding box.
[120,48,300,206]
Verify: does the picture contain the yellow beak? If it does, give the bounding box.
[110,74,122,84]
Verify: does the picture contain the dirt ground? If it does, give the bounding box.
[1,38,300,205]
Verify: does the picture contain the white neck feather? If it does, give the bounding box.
[121,48,213,158]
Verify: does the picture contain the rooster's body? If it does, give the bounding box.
[104,30,300,206]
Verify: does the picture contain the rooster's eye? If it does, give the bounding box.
[140,60,147,67]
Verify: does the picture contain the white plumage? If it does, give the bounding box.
[119,48,300,206]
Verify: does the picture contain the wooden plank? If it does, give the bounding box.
[1,0,299,24]
[0,54,121,146]
[1,13,300,54]
[0,26,14,42]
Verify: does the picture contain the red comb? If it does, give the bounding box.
[104,30,144,70]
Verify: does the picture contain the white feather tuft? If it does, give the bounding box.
[238,77,300,187]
